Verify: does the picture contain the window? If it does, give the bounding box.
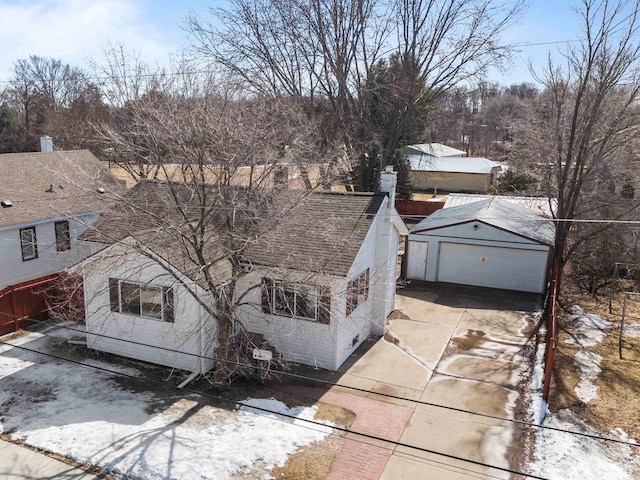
[55,221,71,252]
[346,269,369,316]
[20,227,38,261]
[262,278,331,324]
[109,279,174,322]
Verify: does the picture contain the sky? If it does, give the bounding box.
[0,0,584,87]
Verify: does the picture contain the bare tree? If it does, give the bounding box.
[78,68,347,386]
[186,0,523,191]
[528,0,640,294]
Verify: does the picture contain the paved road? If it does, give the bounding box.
[0,439,96,479]
[326,282,540,479]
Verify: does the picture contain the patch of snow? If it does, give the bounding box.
[623,323,640,338]
[528,331,640,479]
[573,350,602,403]
[0,337,334,480]
[564,306,610,347]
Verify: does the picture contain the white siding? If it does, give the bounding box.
[235,269,340,370]
[83,244,217,372]
[407,241,428,280]
[0,213,101,289]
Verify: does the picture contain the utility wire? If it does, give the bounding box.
[4,312,638,448]
[0,337,547,480]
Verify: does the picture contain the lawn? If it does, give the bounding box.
[0,328,353,480]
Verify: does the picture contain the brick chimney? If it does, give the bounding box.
[40,136,53,153]
[379,165,397,208]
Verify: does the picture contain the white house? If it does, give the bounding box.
[76,167,408,372]
[0,146,122,334]
[407,198,555,294]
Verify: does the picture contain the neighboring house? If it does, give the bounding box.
[408,156,502,193]
[76,167,408,372]
[0,147,122,334]
[404,143,467,158]
[407,198,555,294]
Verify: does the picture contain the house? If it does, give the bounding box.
[0,145,122,334]
[407,198,554,294]
[75,167,408,372]
[404,143,467,158]
[408,156,502,193]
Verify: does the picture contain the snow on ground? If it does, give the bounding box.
[0,332,333,480]
[564,306,610,347]
[573,350,602,403]
[623,323,640,338]
[529,322,639,479]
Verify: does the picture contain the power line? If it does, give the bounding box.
[0,337,547,480]
[6,312,639,449]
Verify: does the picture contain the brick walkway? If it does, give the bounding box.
[270,383,414,480]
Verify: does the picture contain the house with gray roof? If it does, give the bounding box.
[407,198,554,294]
[75,168,408,372]
[404,143,467,158]
[408,155,502,193]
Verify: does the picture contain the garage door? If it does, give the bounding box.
[437,243,548,293]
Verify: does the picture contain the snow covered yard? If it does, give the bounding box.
[527,304,640,479]
[0,330,342,480]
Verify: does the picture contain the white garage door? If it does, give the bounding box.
[437,243,548,293]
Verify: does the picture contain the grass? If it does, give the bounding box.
[549,288,640,441]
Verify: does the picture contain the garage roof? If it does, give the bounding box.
[411,198,555,245]
[405,143,467,157]
[408,156,502,175]
[444,194,556,217]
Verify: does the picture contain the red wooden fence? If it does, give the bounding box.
[395,199,446,217]
[0,274,59,336]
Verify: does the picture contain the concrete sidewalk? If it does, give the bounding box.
[0,439,97,479]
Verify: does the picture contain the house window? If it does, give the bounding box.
[55,221,71,252]
[109,279,174,322]
[20,227,38,261]
[262,278,331,324]
[346,269,369,316]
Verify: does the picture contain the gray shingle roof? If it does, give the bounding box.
[0,150,123,228]
[405,143,467,157]
[411,198,555,245]
[81,180,386,285]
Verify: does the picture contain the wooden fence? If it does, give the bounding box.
[0,274,59,336]
[395,199,446,217]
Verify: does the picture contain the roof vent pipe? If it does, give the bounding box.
[40,136,53,153]
[379,165,397,208]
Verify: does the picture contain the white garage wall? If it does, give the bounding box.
[409,221,550,292]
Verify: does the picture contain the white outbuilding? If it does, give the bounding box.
[407,198,555,294]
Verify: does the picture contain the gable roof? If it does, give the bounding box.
[0,150,123,229]
[411,198,555,245]
[80,180,391,284]
[408,156,502,175]
[444,193,555,217]
[405,143,467,157]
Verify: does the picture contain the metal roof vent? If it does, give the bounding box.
[1,200,13,208]
[97,187,106,194]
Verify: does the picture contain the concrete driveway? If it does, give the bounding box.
[334,282,541,479]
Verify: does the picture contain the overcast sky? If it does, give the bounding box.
[0,0,582,87]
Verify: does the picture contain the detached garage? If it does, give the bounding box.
[407,198,555,294]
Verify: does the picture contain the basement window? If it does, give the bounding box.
[20,227,38,261]
[109,279,174,323]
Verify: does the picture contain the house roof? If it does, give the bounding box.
[408,156,502,175]
[444,193,555,217]
[0,150,123,229]
[80,180,391,285]
[405,143,467,157]
[411,198,555,245]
